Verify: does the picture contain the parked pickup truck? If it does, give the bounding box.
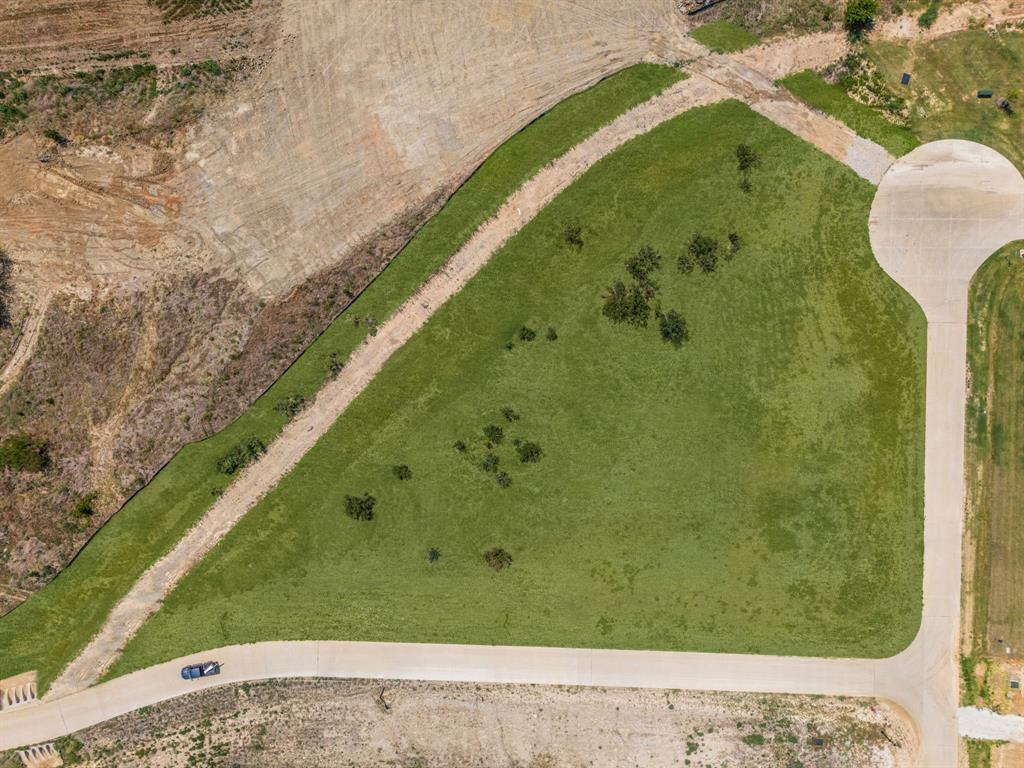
[180,661,221,680]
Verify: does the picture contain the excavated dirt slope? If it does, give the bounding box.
[0,1,694,611]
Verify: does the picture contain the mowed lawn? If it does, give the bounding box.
[111,101,926,676]
[965,242,1024,657]
[0,63,684,692]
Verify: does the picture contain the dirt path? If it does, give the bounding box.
[0,289,53,399]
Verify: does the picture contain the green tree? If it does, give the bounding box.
[393,464,412,481]
[687,233,719,274]
[844,0,878,32]
[546,326,558,341]
[602,281,651,326]
[518,326,536,342]
[625,244,662,282]
[516,440,543,463]
[501,406,520,422]
[483,424,504,444]
[344,494,376,521]
[659,309,689,348]
[216,436,266,475]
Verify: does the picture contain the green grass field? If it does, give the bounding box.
[965,241,1024,657]
[779,70,920,157]
[0,63,684,692]
[109,100,926,677]
[866,30,1024,170]
[690,21,760,53]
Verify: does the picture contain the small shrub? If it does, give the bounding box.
[483,424,504,444]
[274,394,306,419]
[602,281,651,327]
[687,233,719,274]
[483,547,513,571]
[327,352,344,379]
[503,340,515,351]
[516,440,543,463]
[0,433,49,472]
[728,232,742,256]
[428,547,441,564]
[43,128,69,146]
[496,471,512,488]
[352,315,379,336]
[393,464,412,481]
[481,453,500,473]
[741,733,765,746]
[546,326,558,341]
[518,326,536,342]
[659,309,689,348]
[71,492,98,518]
[344,493,376,521]
[501,406,520,422]
[216,436,266,475]
[677,252,695,274]
[625,244,662,282]
[739,176,752,194]
[844,0,878,32]
[735,144,759,173]
[563,222,583,249]
[453,440,467,452]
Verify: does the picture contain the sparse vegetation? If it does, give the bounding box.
[344,494,376,522]
[0,245,12,328]
[0,433,49,472]
[148,0,253,21]
[216,436,266,475]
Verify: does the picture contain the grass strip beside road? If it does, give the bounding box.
[0,63,685,692]
[778,70,920,158]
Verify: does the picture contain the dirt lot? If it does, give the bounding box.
[19,680,918,768]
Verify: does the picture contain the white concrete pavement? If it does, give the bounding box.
[0,640,881,750]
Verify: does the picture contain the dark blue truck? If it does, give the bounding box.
[180,661,221,680]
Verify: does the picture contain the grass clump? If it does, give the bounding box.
[690,22,760,53]
[0,433,49,472]
[216,436,266,475]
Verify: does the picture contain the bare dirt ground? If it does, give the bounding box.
[39,679,918,768]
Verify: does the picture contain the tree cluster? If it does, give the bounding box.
[344,493,376,521]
